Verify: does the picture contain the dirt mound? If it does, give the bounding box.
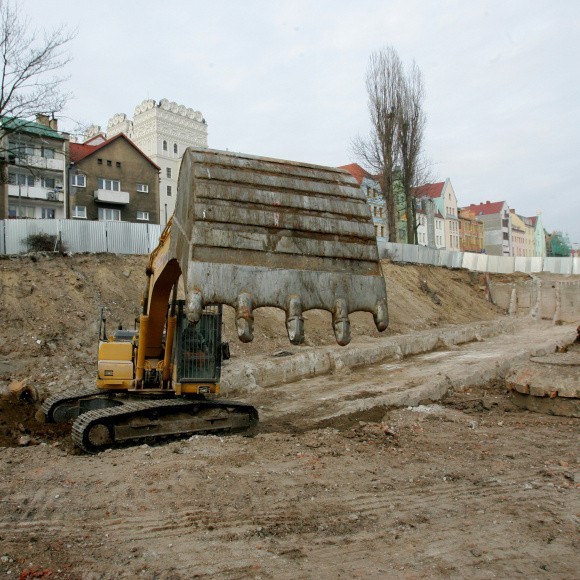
[0,253,505,395]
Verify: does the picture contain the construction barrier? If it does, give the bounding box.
[1,219,162,256]
[378,241,578,276]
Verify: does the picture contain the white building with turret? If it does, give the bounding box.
[104,99,208,224]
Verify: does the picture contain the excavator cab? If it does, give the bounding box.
[175,302,223,386]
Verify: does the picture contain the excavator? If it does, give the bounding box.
[42,148,389,452]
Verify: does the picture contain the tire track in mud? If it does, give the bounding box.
[0,470,554,543]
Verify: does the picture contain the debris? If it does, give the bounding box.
[18,435,32,446]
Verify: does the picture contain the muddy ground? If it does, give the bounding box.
[0,254,578,578]
[0,378,577,579]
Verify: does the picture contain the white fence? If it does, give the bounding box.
[1,221,578,276]
[379,241,580,275]
[0,219,163,255]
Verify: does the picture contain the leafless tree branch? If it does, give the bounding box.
[0,0,75,217]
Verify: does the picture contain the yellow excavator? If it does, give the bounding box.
[42,148,389,452]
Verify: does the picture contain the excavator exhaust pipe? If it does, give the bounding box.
[169,148,389,346]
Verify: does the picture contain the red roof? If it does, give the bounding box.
[338,163,372,185]
[411,182,445,199]
[462,201,506,216]
[70,133,160,169]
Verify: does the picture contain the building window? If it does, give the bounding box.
[136,211,149,221]
[41,177,55,188]
[8,205,35,218]
[167,185,172,196]
[98,178,120,191]
[106,160,112,167]
[136,183,149,193]
[98,207,121,221]
[163,140,168,152]
[98,158,103,165]
[173,143,178,155]
[71,174,86,187]
[42,148,55,159]
[166,167,172,178]
[72,205,87,219]
[116,161,121,168]
[41,207,55,219]
[9,172,34,186]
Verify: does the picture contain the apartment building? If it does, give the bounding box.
[69,133,160,223]
[411,179,460,250]
[1,115,68,219]
[458,207,485,253]
[461,200,512,256]
[339,163,387,240]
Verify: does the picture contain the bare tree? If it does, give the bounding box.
[353,46,430,245]
[0,0,74,218]
[397,61,427,244]
[352,47,403,243]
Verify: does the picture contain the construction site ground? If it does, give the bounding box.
[0,254,578,579]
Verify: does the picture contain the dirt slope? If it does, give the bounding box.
[0,253,504,395]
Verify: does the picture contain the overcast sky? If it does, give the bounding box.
[21,0,580,246]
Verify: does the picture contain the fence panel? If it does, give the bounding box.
[61,220,107,253]
[544,257,573,275]
[401,244,419,263]
[147,224,163,253]
[1,222,578,275]
[4,219,58,254]
[105,221,150,254]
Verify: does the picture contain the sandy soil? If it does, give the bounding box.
[0,379,577,579]
[0,254,578,578]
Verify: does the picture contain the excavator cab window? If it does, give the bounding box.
[175,301,222,383]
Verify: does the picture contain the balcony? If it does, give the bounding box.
[8,184,64,202]
[93,189,130,204]
[13,155,64,171]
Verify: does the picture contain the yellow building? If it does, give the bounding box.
[458,208,484,253]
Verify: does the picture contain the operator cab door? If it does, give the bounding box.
[175,301,222,383]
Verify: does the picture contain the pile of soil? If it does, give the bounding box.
[0,253,504,389]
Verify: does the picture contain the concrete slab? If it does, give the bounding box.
[220,320,578,427]
[506,343,580,417]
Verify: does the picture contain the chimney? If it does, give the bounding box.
[49,118,58,131]
[36,114,50,126]
[485,200,490,204]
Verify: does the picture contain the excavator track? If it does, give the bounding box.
[71,398,259,453]
[42,386,116,423]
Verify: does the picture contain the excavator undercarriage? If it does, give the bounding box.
[43,148,389,451]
